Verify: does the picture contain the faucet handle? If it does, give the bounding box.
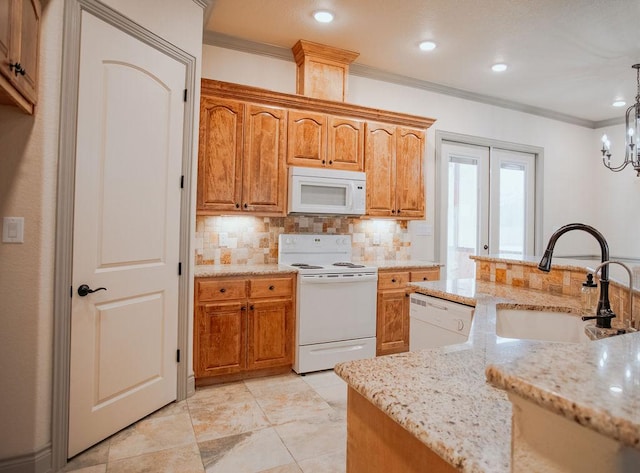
[582,309,616,328]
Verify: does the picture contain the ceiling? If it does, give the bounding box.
[204,0,640,128]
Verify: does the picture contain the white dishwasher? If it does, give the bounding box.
[409,293,473,350]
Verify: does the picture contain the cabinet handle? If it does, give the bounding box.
[243,203,248,209]
[391,278,397,283]
[219,288,226,293]
[423,277,428,281]
[269,285,275,291]
[322,160,326,164]
[249,305,254,310]
[405,293,410,297]
[397,209,402,214]
[329,160,333,165]
[391,209,396,214]
[235,203,240,208]
[9,62,25,76]
[241,306,247,311]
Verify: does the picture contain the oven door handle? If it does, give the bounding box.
[300,274,378,283]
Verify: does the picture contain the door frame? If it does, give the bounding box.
[434,130,545,271]
[52,0,197,469]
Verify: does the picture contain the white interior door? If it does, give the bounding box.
[68,12,186,457]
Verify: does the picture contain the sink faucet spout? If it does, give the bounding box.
[537,223,615,328]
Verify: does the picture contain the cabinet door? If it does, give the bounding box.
[328,116,364,171]
[395,127,425,218]
[197,97,243,212]
[376,289,410,355]
[247,298,293,370]
[11,0,39,103]
[0,1,13,80]
[195,302,247,378]
[287,110,326,167]
[365,122,396,217]
[243,104,287,214]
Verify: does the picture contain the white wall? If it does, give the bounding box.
[202,44,612,259]
[0,0,203,463]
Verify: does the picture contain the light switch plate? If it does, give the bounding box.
[3,217,24,243]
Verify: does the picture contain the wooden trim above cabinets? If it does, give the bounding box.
[201,79,436,130]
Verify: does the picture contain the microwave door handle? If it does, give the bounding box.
[347,182,355,210]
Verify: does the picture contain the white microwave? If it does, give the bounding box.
[288,166,367,216]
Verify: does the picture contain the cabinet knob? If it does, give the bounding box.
[269,285,275,290]
[235,203,240,208]
[249,305,254,310]
[322,160,326,164]
[391,278,397,283]
[405,293,410,297]
[391,209,396,214]
[397,209,402,214]
[9,62,25,76]
[329,160,333,165]
[241,306,247,311]
[243,203,248,209]
[220,288,226,293]
[423,277,428,281]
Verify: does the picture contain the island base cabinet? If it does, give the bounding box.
[346,387,456,473]
[510,393,640,473]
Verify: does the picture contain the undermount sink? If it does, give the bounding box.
[496,308,591,343]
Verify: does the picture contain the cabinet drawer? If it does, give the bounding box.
[197,279,247,302]
[410,269,440,282]
[249,277,293,299]
[378,271,409,290]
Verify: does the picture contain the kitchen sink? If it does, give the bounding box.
[495,308,591,343]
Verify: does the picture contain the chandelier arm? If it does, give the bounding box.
[602,157,629,172]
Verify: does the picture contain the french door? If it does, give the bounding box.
[441,141,536,279]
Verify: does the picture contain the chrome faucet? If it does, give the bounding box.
[537,223,616,329]
[592,261,636,331]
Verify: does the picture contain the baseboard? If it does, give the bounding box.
[0,445,52,473]
[187,374,196,398]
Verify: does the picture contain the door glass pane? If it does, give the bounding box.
[498,163,525,256]
[447,158,478,279]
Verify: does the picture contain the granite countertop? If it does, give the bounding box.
[335,278,640,473]
[194,259,442,277]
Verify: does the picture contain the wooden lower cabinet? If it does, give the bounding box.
[376,267,440,356]
[194,274,295,384]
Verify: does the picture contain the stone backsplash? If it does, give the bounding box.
[195,215,411,265]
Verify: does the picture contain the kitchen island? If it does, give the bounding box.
[335,277,640,473]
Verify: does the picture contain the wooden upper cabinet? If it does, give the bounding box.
[287,111,364,171]
[287,110,327,167]
[328,116,364,171]
[365,122,397,217]
[395,127,425,218]
[0,0,40,114]
[242,104,287,213]
[197,96,287,216]
[197,97,243,212]
[365,122,425,219]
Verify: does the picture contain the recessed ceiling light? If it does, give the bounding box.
[419,41,437,51]
[313,10,334,23]
[612,100,626,107]
[491,63,508,72]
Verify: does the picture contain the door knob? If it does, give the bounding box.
[483,245,489,250]
[77,284,107,297]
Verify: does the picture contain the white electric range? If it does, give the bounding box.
[278,234,378,373]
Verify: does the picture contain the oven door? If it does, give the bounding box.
[297,272,377,345]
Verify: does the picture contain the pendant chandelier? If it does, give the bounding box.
[600,64,640,176]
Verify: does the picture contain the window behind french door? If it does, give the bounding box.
[441,141,536,279]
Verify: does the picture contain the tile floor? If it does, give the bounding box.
[61,371,348,473]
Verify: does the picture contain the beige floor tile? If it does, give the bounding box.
[189,396,270,442]
[188,381,252,405]
[258,463,303,473]
[254,387,333,425]
[66,466,107,473]
[146,400,190,420]
[62,438,110,471]
[275,411,346,462]
[107,444,204,473]
[312,383,347,411]
[108,412,196,462]
[244,372,309,397]
[301,370,345,390]
[298,450,346,473]
[199,427,294,473]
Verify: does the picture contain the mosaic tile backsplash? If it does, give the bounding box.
[195,216,411,265]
